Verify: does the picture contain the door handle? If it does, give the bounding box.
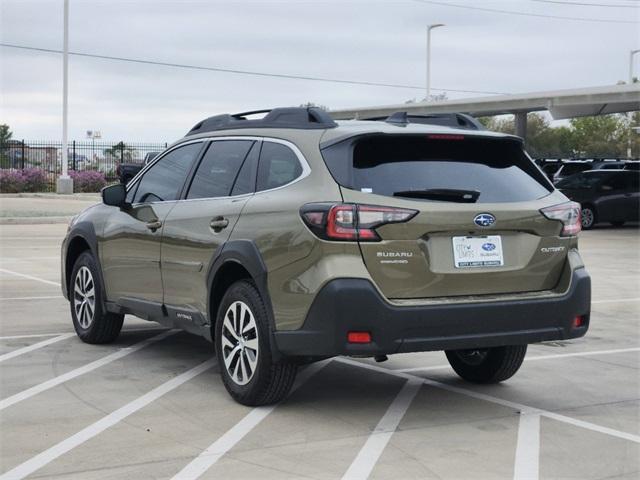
[146,220,162,231]
[210,217,229,231]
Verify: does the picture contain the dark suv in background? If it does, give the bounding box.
[61,107,591,405]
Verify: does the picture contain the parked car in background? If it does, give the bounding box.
[557,170,640,228]
[552,160,627,184]
[116,151,161,184]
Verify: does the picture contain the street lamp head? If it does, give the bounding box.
[428,23,446,31]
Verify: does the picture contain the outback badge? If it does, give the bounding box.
[474,213,496,227]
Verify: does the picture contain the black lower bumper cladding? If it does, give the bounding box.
[274,268,591,357]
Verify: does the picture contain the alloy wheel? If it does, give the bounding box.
[73,266,96,329]
[581,208,594,228]
[221,301,259,386]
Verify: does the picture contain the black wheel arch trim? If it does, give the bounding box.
[63,222,108,314]
[206,239,283,362]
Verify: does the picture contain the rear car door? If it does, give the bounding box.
[595,173,629,222]
[623,171,640,221]
[160,139,260,327]
[100,142,204,310]
[322,133,570,299]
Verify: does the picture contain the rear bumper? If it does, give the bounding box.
[273,267,591,357]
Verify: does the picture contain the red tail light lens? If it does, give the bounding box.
[541,202,581,236]
[301,203,417,242]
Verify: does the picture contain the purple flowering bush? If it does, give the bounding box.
[0,168,47,192]
[21,168,47,192]
[0,170,26,193]
[70,170,107,192]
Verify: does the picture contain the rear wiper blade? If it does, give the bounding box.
[392,189,480,203]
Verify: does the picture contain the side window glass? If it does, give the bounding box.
[231,142,260,196]
[187,140,254,199]
[133,143,202,203]
[256,142,303,192]
[603,175,627,191]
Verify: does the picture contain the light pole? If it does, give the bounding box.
[426,23,445,101]
[57,0,73,194]
[630,49,640,84]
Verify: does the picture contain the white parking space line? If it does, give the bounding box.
[0,268,61,287]
[0,330,177,411]
[0,359,215,480]
[513,413,541,480]
[592,298,640,304]
[0,328,170,341]
[0,295,63,301]
[398,347,640,373]
[172,360,330,480]
[0,333,68,340]
[0,333,75,363]
[337,358,640,444]
[342,378,422,480]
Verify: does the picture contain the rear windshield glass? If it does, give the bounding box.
[321,135,552,203]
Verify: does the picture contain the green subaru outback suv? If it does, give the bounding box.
[61,107,591,405]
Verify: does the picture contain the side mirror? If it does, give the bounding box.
[102,183,128,208]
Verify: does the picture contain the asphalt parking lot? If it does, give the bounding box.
[0,223,638,480]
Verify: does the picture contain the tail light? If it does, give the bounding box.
[300,203,417,242]
[541,202,581,236]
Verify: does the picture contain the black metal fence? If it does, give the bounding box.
[0,140,168,191]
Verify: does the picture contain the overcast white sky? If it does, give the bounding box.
[1,0,639,141]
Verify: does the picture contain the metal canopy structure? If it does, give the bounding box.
[330,84,640,139]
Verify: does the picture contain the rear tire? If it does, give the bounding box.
[70,251,123,344]
[445,345,527,384]
[215,280,297,406]
[581,206,597,229]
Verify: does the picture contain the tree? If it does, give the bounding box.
[0,124,12,147]
[104,142,137,162]
[569,115,627,157]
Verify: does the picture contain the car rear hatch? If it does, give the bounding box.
[320,132,577,299]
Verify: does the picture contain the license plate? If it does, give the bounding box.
[452,235,504,268]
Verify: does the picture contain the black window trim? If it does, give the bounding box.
[182,138,259,201]
[126,140,207,206]
[126,136,311,205]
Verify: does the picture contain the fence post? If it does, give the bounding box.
[120,143,124,162]
[21,140,25,169]
[72,140,76,171]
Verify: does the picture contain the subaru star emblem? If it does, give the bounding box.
[482,242,496,251]
[474,213,496,227]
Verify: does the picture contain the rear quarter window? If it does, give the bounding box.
[321,135,553,203]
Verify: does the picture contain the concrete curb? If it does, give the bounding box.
[0,193,100,201]
[0,216,72,225]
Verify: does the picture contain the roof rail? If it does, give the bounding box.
[366,112,485,131]
[185,107,338,136]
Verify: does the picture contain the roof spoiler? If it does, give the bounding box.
[367,112,485,130]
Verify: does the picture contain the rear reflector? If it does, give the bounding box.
[347,331,372,344]
[572,315,585,328]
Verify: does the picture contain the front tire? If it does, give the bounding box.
[445,345,527,383]
[70,251,123,343]
[215,280,297,406]
[581,205,597,229]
